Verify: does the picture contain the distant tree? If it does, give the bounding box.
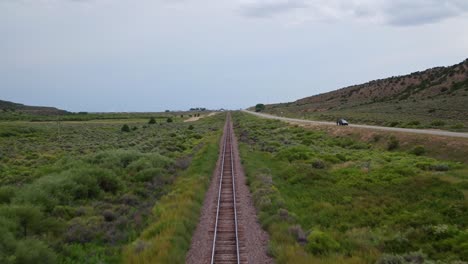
[165,110,170,113]
[166,117,173,123]
[148,117,156,124]
[180,115,184,118]
[255,104,265,112]
[121,124,130,132]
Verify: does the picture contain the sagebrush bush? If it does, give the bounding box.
[305,230,341,255]
[14,238,57,264]
[410,146,426,156]
[430,120,446,127]
[276,146,313,162]
[387,136,399,150]
[311,159,326,169]
[121,124,131,132]
[0,186,16,204]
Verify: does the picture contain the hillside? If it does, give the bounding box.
[0,99,68,115]
[259,59,468,130]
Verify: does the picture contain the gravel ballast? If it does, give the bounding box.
[186,117,272,264]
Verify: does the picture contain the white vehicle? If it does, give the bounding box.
[337,119,349,126]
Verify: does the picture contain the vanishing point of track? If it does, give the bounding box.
[211,115,243,264]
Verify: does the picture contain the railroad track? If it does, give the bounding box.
[211,115,244,264]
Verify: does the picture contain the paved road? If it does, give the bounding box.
[243,110,468,139]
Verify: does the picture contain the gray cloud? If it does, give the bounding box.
[238,0,468,26]
[383,0,468,26]
[239,0,308,18]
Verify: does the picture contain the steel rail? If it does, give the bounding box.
[210,115,240,264]
[230,121,241,264]
[210,121,227,264]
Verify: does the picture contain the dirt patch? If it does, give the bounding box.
[184,112,218,122]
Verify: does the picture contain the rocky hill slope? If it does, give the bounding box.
[259,59,468,130]
[0,100,68,115]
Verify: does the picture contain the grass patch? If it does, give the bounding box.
[233,112,468,263]
[123,131,221,264]
[0,112,225,263]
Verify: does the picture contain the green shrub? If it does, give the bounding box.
[382,233,413,254]
[387,136,399,150]
[134,168,164,182]
[0,205,45,237]
[312,160,326,169]
[96,170,122,194]
[148,117,156,124]
[416,162,450,171]
[64,217,101,243]
[14,238,57,264]
[410,146,426,156]
[305,230,341,255]
[451,123,464,129]
[91,150,141,169]
[0,186,16,204]
[431,164,450,171]
[276,146,313,162]
[102,210,116,222]
[389,122,400,127]
[376,254,405,264]
[166,117,173,123]
[121,124,131,132]
[335,153,347,161]
[0,220,16,262]
[430,120,446,127]
[255,104,265,112]
[406,121,420,126]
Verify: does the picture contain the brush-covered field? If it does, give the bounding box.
[233,112,468,264]
[0,112,224,263]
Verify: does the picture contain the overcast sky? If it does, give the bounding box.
[1,0,468,112]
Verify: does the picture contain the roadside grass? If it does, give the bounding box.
[233,112,468,263]
[0,113,224,263]
[123,131,221,264]
[287,123,468,165]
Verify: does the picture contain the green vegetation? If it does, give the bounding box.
[255,103,266,112]
[148,117,156,124]
[0,108,197,123]
[0,113,224,263]
[233,112,468,263]
[121,124,131,132]
[124,131,221,263]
